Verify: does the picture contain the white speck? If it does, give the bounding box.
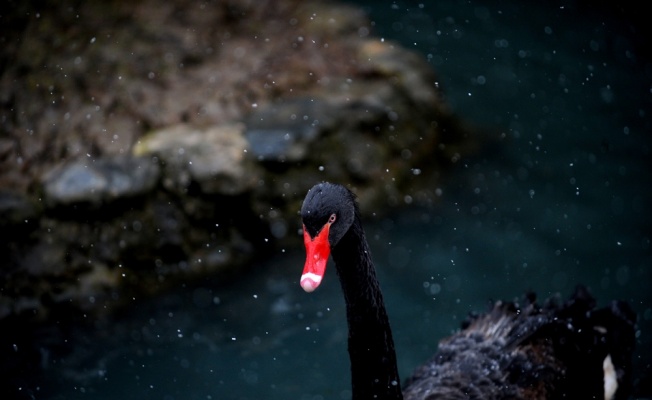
[603,354,618,400]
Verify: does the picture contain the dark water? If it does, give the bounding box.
[27,1,651,399]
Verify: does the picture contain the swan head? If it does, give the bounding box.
[299,182,356,292]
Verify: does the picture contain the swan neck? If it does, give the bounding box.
[332,217,403,400]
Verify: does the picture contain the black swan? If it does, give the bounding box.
[299,182,636,400]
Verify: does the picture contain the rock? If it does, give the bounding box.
[134,123,259,195]
[42,157,160,206]
[0,0,474,324]
[357,40,447,109]
[244,97,337,162]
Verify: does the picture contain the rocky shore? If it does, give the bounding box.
[0,0,474,322]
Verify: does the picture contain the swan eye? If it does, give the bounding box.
[328,214,336,224]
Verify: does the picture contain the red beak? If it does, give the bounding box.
[300,222,331,292]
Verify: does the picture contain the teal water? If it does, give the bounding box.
[18,1,652,399]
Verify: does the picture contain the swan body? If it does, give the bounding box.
[299,182,636,400]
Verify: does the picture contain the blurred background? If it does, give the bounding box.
[1,0,650,399]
